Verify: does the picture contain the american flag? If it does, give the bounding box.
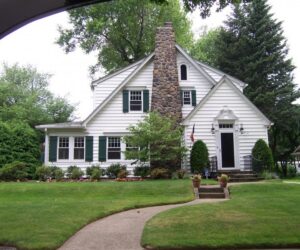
[190,124,195,143]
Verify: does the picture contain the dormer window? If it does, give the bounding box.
[180,64,187,80]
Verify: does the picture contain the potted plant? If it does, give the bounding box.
[218,174,229,188]
[191,174,201,188]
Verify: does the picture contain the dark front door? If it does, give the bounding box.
[221,133,235,168]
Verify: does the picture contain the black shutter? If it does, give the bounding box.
[123,90,129,113]
[99,136,107,162]
[192,90,196,106]
[49,136,57,162]
[85,136,93,162]
[143,89,149,112]
[180,90,183,106]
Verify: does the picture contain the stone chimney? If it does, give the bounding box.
[151,22,182,123]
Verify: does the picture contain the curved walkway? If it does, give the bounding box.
[58,198,227,250]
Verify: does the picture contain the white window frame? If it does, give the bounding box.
[58,136,69,160]
[74,137,85,160]
[182,90,192,106]
[107,137,121,160]
[129,90,143,112]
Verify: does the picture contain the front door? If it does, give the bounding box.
[221,132,235,168]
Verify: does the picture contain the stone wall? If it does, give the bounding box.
[151,22,182,123]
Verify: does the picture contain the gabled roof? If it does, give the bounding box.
[183,76,272,126]
[91,59,144,88]
[175,44,217,86]
[82,52,154,126]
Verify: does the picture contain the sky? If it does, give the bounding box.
[0,0,299,120]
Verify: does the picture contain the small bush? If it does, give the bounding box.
[35,166,52,181]
[252,139,274,173]
[150,168,170,179]
[260,170,278,180]
[86,165,103,178]
[287,164,297,178]
[91,168,102,181]
[133,166,150,178]
[190,140,209,173]
[66,166,83,180]
[53,168,64,181]
[176,169,186,179]
[117,169,129,178]
[106,163,126,178]
[0,161,29,181]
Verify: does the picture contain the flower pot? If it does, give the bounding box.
[192,179,201,188]
[219,181,227,188]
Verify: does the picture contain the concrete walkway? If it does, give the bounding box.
[58,198,227,250]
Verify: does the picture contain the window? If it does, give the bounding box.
[74,137,85,160]
[130,91,142,111]
[125,142,139,160]
[180,64,187,80]
[183,91,191,105]
[108,137,121,159]
[58,137,69,160]
[219,123,234,129]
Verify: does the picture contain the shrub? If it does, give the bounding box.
[66,166,83,180]
[190,140,209,173]
[106,163,126,178]
[0,161,29,181]
[133,165,150,178]
[117,169,129,178]
[287,164,297,178]
[176,169,186,179]
[91,168,102,181]
[86,165,103,178]
[53,168,64,181]
[252,139,274,173]
[150,168,170,179]
[260,170,278,180]
[35,166,52,181]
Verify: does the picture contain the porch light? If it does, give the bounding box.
[240,124,244,134]
[211,124,215,134]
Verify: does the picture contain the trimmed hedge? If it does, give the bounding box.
[252,139,274,173]
[0,161,29,181]
[190,140,209,173]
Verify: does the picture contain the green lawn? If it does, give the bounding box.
[142,182,300,249]
[0,180,193,250]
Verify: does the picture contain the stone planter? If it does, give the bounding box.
[192,179,201,188]
[219,181,227,188]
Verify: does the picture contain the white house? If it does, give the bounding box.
[36,22,272,174]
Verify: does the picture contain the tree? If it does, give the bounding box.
[123,112,187,170]
[190,140,209,173]
[193,0,300,166]
[0,64,75,126]
[57,0,193,75]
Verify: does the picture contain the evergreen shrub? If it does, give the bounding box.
[150,168,170,179]
[106,163,126,178]
[0,161,29,181]
[252,139,274,173]
[35,166,52,181]
[133,165,150,178]
[190,140,209,173]
[66,166,83,180]
[86,165,103,178]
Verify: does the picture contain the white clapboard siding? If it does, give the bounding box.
[86,60,154,162]
[177,53,213,118]
[184,80,269,170]
[92,64,139,108]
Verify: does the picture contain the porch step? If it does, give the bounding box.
[198,186,226,199]
[216,170,263,183]
[229,177,264,182]
[199,192,225,199]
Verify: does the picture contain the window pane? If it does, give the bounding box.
[59,137,69,147]
[183,91,191,105]
[74,137,84,148]
[108,137,121,159]
[59,148,69,159]
[74,148,84,159]
[130,91,142,111]
[181,65,187,80]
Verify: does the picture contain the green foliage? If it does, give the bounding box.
[53,168,64,181]
[117,169,129,179]
[176,169,186,179]
[91,168,102,181]
[0,161,29,181]
[66,166,83,180]
[57,0,193,75]
[0,64,75,126]
[123,112,187,169]
[287,164,297,178]
[86,165,103,177]
[252,139,274,173]
[190,140,209,173]
[106,164,126,178]
[260,170,278,180]
[150,168,170,179]
[0,121,40,168]
[133,165,150,178]
[35,166,52,181]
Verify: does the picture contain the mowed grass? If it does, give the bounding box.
[142,182,300,249]
[0,180,193,250]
